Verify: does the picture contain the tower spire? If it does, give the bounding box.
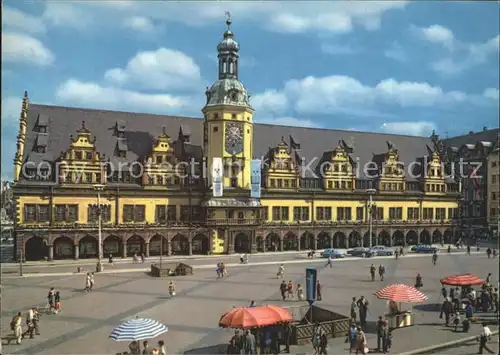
[225,11,231,29]
[217,12,239,80]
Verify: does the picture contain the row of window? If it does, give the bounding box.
[23,204,459,224]
[380,182,404,191]
[62,172,102,184]
[490,208,498,217]
[325,180,353,190]
[492,174,499,184]
[269,178,297,189]
[269,206,457,222]
[426,183,446,193]
[147,175,181,185]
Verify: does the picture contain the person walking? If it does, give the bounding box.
[326,255,333,268]
[84,273,91,292]
[432,251,438,265]
[370,264,376,282]
[348,323,357,354]
[357,296,369,329]
[378,265,385,281]
[355,326,368,355]
[296,284,304,301]
[350,297,358,321]
[277,264,284,279]
[280,281,287,301]
[477,323,495,354]
[376,316,385,352]
[243,329,256,355]
[90,272,95,291]
[317,280,322,301]
[415,273,423,289]
[11,312,23,345]
[440,298,453,326]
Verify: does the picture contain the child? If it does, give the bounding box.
[387,330,393,350]
[452,312,461,332]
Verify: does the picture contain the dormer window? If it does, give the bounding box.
[156,156,163,164]
[39,126,47,133]
[86,152,93,160]
[75,151,82,160]
[36,146,46,153]
[119,151,126,158]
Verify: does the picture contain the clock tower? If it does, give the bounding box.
[202,15,254,190]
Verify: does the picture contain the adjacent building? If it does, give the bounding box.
[12,19,461,261]
[487,136,500,238]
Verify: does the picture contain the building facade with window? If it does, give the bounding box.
[487,139,499,238]
[12,19,462,261]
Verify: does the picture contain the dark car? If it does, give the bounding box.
[347,247,374,258]
[411,245,439,253]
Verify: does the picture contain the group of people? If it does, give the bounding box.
[84,272,96,292]
[9,307,41,345]
[217,262,228,278]
[128,339,166,355]
[369,264,386,282]
[278,280,304,301]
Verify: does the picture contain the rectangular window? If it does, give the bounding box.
[336,207,344,221]
[86,151,93,160]
[55,205,66,222]
[324,207,332,220]
[491,208,496,216]
[408,207,419,220]
[301,207,309,221]
[167,206,176,221]
[281,207,289,221]
[291,179,297,188]
[345,207,352,221]
[376,207,384,220]
[272,207,281,221]
[95,173,102,184]
[270,179,276,188]
[423,208,434,220]
[156,205,166,223]
[85,172,92,184]
[180,206,190,221]
[24,204,37,222]
[191,206,203,221]
[134,205,145,222]
[38,205,49,222]
[74,151,82,160]
[293,207,301,221]
[448,208,453,220]
[356,207,364,221]
[67,205,78,221]
[492,192,497,201]
[316,207,324,221]
[123,205,134,222]
[436,208,446,220]
[277,179,283,188]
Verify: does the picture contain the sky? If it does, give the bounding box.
[2,1,499,180]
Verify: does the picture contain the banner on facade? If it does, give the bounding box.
[212,157,223,197]
[306,266,317,305]
[250,159,261,198]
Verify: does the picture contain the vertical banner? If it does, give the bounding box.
[212,157,223,197]
[250,159,261,198]
[306,267,317,305]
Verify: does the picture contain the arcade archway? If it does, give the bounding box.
[392,230,405,246]
[192,234,209,254]
[420,230,431,245]
[443,229,453,244]
[349,231,362,248]
[432,230,443,245]
[300,232,315,250]
[378,230,390,247]
[234,232,250,254]
[317,232,330,249]
[406,230,418,245]
[149,234,168,256]
[53,236,73,259]
[25,236,47,261]
[363,231,375,248]
[333,232,346,248]
[103,235,122,257]
[171,234,189,255]
[127,235,145,256]
[265,233,280,252]
[79,235,97,258]
[283,232,297,251]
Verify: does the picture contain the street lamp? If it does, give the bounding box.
[366,188,377,249]
[93,184,105,272]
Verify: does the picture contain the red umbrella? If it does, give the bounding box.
[440,274,484,286]
[219,305,292,329]
[374,284,428,303]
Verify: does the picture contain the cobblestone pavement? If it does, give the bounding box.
[1,252,498,354]
[420,338,500,354]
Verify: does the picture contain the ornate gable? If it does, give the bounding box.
[421,147,447,195]
[58,121,105,185]
[321,141,354,191]
[143,127,181,188]
[375,141,405,192]
[263,137,298,190]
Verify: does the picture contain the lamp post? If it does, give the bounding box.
[93,184,105,272]
[366,188,377,249]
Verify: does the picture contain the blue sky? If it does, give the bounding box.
[2,1,499,180]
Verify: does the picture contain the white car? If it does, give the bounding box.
[370,246,394,256]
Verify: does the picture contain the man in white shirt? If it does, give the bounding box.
[477,323,495,354]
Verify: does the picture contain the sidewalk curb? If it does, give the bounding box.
[398,330,499,355]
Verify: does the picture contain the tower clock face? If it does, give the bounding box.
[225,122,243,154]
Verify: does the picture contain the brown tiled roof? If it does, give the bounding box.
[22,104,435,179]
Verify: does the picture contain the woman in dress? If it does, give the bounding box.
[355,326,368,354]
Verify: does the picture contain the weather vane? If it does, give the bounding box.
[225,11,231,28]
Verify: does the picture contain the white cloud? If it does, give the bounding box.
[42,2,91,30]
[256,116,321,128]
[56,79,190,113]
[483,88,500,101]
[41,1,408,34]
[380,121,436,136]
[251,75,486,119]
[321,44,358,55]
[417,24,455,48]
[1,96,22,125]
[104,48,202,91]
[2,32,54,66]
[384,42,406,62]
[2,7,47,34]
[123,16,157,33]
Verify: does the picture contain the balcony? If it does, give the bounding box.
[206,218,263,226]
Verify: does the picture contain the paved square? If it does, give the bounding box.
[1,252,498,354]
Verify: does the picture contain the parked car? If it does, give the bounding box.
[346,247,374,258]
[410,245,439,253]
[321,248,345,258]
[370,245,394,256]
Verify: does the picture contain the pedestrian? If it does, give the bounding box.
[142,340,150,355]
[441,285,447,299]
[376,316,385,352]
[394,249,399,259]
[277,264,284,279]
[348,322,357,354]
[108,253,114,266]
[486,248,492,259]
[485,273,492,286]
[11,312,23,344]
[370,264,376,281]
[168,281,176,297]
[432,251,438,265]
[226,339,239,355]
[141,252,145,263]
[318,329,328,355]
[452,311,461,332]
[399,247,404,256]
[84,273,91,292]
[350,297,357,321]
[22,308,35,339]
[129,340,140,355]
[477,323,495,354]
[243,329,256,355]
[287,280,294,299]
[415,273,423,289]
[381,320,389,353]
[355,326,368,355]
[280,281,287,301]
[296,284,304,301]
[326,255,333,268]
[317,280,322,301]
[158,340,167,355]
[357,296,369,329]
[90,272,95,290]
[467,245,471,255]
[216,263,221,279]
[440,298,453,326]
[232,330,243,354]
[311,324,322,355]
[378,265,385,281]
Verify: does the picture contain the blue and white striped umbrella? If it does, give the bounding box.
[109,318,168,341]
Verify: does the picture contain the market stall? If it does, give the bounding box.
[374,284,428,330]
[440,273,485,311]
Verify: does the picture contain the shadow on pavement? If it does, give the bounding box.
[413,303,441,312]
[184,344,227,354]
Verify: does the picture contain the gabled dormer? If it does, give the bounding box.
[143,127,181,188]
[262,137,299,190]
[58,121,105,185]
[113,120,128,158]
[374,141,405,192]
[420,148,446,195]
[34,113,49,133]
[321,140,355,191]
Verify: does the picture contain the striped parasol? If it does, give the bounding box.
[374,284,428,303]
[109,317,168,341]
[440,274,484,286]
